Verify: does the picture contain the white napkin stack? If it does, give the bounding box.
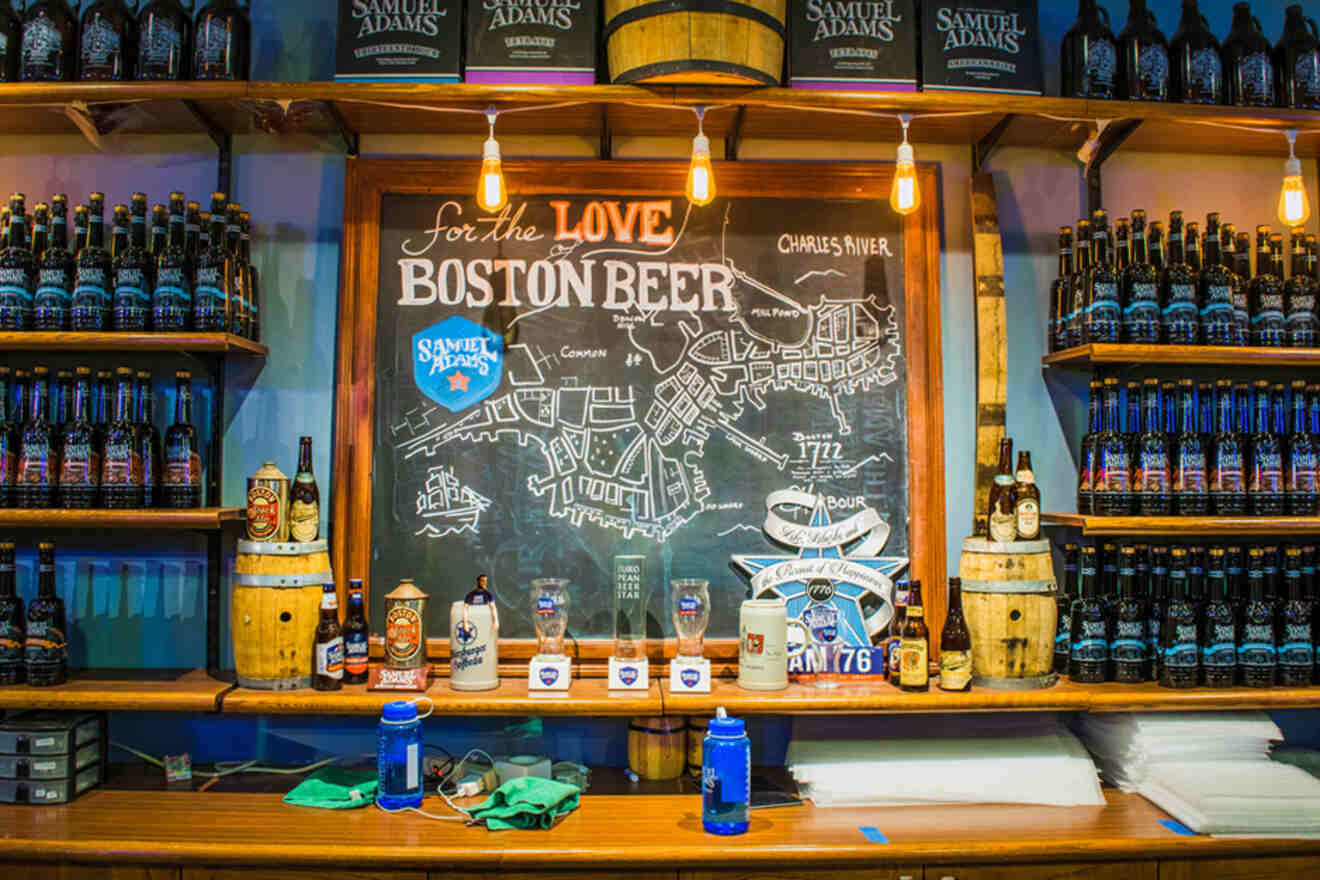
[786,713,1106,807]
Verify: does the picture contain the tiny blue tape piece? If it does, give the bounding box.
[859,826,889,844]
[1160,819,1198,836]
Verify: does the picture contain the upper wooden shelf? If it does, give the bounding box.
[2,81,1319,156]
[1043,513,1320,536]
[1044,343,1320,368]
[2,788,1317,870]
[0,331,267,357]
[0,507,243,530]
[0,668,226,713]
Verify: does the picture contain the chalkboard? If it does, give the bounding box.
[335,160,947,656]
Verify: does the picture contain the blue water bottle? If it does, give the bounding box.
[702,706,750,835]
[377,696,432,810]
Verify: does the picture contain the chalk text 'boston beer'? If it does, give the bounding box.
[396,199,739,313]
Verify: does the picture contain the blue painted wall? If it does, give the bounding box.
[3,0,1319,764]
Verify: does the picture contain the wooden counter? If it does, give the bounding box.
[1,788,1318,873]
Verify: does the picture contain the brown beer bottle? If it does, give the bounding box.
[313,582,344,691]
[987,437,1016,543]
[938,577,972,691]
[886,581,909,686]
[899,579,929,693]
[342,579,369,685]
[289,435,320,542]
[1013,450,1041,541]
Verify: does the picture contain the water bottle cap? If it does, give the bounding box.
[708,707,745,736]
[382,700,418,722]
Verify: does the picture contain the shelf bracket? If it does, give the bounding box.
[972,114,1015,173]
[600,105,612,161]
[1083,118,1142,216]
[183,99,234,196]
[323,100,360,158]
[725,106,747,161]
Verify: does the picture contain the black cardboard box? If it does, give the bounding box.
[921,1,1042,94]
[336,0,463,82]
[465,0,597,84]
[789,0,918,91]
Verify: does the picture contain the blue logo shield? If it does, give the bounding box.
[680,668,700,688]
[454,621,478,646]
[539,666,559,686]
[413,316,504,413]
[619,665,640,685]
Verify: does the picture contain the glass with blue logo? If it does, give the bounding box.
[377,696,433,810]
[702,706,750,835]
[531,577,570,660]
[672,578,710,657]
[801,578,842,689]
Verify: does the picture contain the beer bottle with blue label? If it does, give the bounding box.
[1278,545,1313,687]
[1247,380,1284,516]
[71,194,111,330]
[57,366,98,509]
[1084,211,1121,344]
[135,370,160,507]
[100,367,143,508]
[1123,210,1161,343]
[0,193,34,330]
[1092,378,1133,516]
[25,542,65,686]
[1285,227,1317,347]
[343,580,369,685]
[1134,378,1171,515]
[1057,544,1079,675]
[1171,379,1209,515]
[1200,213,1236,345]
[17,365,56,508]
[1161,211,1199,345]
[0,541,23,684]
[34,195,73,331]
[153,193,191,331]
[0,367,17,508]
[193,193,230,332]
[1286,379,1317,515]
[1159,546,1200,689]
[1201,547,1237,687]
[313,582,344,691]
[1148,545,1169,681]
[1049,226,1072,352]
[113,194,152,332]
[1240,547,1276,687]
[1070,544,1109,683]
[1250,227,1286,347]
[162,371,199,508]
[1077,379,1101,515]
[1210,379,1247,515]
[1110,546,1148,683]
[240,212,259,342]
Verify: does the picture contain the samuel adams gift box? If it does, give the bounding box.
[466,0,598,84]
[921,1,1042,94]
[789,0,917,91]
[336,0,462,82]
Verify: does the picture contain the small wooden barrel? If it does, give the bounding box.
[604,0,786,85]
[686,715,713,776]
[231,539,333,690]
[628,716,685,781]
[959,537,1059,690]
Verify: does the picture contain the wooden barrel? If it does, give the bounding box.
[627,716,685,780]
[686,715,712,776]
[604,0,786,85]
[958,537,1059,690]
[231,539,333,690]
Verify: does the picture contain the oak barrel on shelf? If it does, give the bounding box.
[628,716,686,780]
[604,0,786,85]
[231,539,333,690]
[958,537,1058,690]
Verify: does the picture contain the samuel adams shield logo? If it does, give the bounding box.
[680,668,700,688]
[619,665,640,685]
[539,666,559,686]
[413,316,504,413]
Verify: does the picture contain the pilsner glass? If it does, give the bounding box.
[801,599,841,689]
[531,577,570,660]
[671,578,710,657]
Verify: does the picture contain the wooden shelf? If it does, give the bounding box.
[220,676,661,716]
[1044,343,1320,368]
[1042,513,1320,536]
[0,81,1317,156]
[2,788,1317,870]
[0,507,243,530]
[0,668,226,712]
[0,331,267,357]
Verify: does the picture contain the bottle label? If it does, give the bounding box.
[289,499,319,542]
[1203,622,1237,667]
[1174,453,1207,492]
[0,268,32,305]
[316,636,344,678]
[1289,449,1317,492]
[0,619,22,663]
[58,442,98,486]
[101,443,143,486]
[80,17,122,70]
[22,18,63,76]
[988,508,1016,542]
[1135,451,1168,493]
[164,452,201,486]
[196,19,233,69]
[35,267,72,310]
[345,631,369,675]
[1014,498,1039,538]
[1083,39,1117,93]
[1297,52,1320,101]
[155,268,192,304]
[1211,448,1244,491]
[1280,621,1313,667]
[1139,44,1169,93]
[1072,619,1108,661]
[1251,451,1283,492]
[0,447,12,484]
[141,19,184,68]
[899,637,928,687]
[246,485,282,540]
[1188,48,1222,99]
[1240,52,1274,104]
[24,620,66,665]
[74,272,109,305]
[1096,445,1131,491]
[18,440,52,485]
[1164,623,1198,667]
[1126,283,1159,305]
[939,650,971,690]
[385,605,423,666]
[197,267,226,305]
[1110,620,1147,662]
[1286,295,1315,329]
[114,267,151,304]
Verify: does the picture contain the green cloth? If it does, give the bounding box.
[468,776,580,830]
[283,767,378,810]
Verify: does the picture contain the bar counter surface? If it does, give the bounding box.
[2,788,1319,874]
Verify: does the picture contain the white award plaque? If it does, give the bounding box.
[669,656,711,692]
[608,656,650,690]
[528,654,572,691]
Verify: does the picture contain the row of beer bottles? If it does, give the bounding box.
[0,541,65,687]
[0,191,261,339]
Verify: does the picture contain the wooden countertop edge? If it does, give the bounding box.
[5,833,1320,869]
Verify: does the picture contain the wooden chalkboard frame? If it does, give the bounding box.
[333,158,947,667]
